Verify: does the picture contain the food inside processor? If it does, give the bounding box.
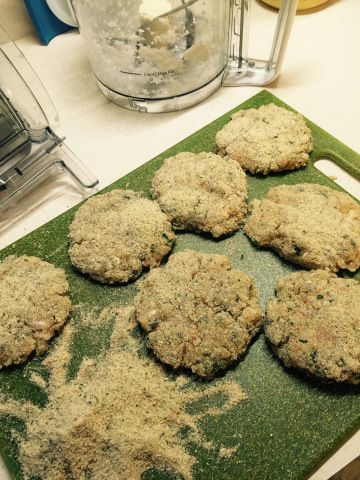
[72,0,229,99]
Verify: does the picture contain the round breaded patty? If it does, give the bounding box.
[151,152,248,238]
[134,250,262,377]
[68,190,175,284]
[244,183,360,272]
[215,103,313,175]
[0,255,71,369]
[265,270,360,384]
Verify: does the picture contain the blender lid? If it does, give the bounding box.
[0,23,98,212]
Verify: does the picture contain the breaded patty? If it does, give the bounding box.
[134,250,262,377]
[68,190,175,284]
[216,103,313,175]
[151,152,248,238]
[244,183,360,272]
[265,270,360,384]
[0,255,71,369]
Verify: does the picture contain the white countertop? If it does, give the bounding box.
[0,0,360,479]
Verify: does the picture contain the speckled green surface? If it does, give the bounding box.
[1,90,359,480]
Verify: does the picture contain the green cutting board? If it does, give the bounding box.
[1,90,360,480]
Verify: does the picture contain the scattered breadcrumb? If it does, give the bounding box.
[219,446,238,459]
[0,306,247,479]
[28,372,47,390]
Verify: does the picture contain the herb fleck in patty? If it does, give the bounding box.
[265,270,360,384]
[216,103,313,175]
[152,152,248,238]
[0,255,71,369]
[135,250,262,377]
[68,189,175,284]
[244,183,360,272]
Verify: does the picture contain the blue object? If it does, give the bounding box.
[24,0,72,45]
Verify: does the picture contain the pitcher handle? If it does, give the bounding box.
[222,0,298,86]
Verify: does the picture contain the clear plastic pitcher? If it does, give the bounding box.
[51,0,298,112]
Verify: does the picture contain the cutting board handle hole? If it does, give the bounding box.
[314,158,360,200]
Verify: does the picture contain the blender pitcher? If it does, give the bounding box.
[48,0,298,112]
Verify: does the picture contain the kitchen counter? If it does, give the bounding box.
[0,0,359,479]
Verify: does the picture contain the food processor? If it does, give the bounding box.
[0,24,98,217]
[47,0,298,112]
